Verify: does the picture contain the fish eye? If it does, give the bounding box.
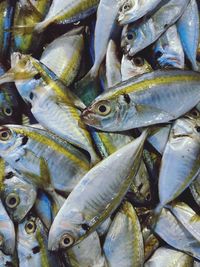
[0,128,12,141]
[192,110,199,117]
[96,101,111,116]
[133,57,144,67]
[5,193,20,209]
[123,4,131,11]
[3,107,13,116]
[196,126,200,133]
[60,234,75,248]
[126,33,134,40]
[25,220,36,234]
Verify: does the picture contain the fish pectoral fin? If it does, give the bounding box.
[135,103,176,121]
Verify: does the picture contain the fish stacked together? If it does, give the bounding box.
[0,0,199,266]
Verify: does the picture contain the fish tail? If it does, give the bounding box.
[0,71,14,84]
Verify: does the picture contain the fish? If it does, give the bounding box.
[34,0,100,33]
[156,110,200,212]
[153,25,185,69]
[103,201,144,267]
[0,124,90,195]
[48,130,147,250]
[11,0,52,54]
[0,198,15,255]
[40,27,85,86]
[190,173,200,207]
[177,0,199,71]
[142,227,160,261]
[117,0,162,25]
[0,53,99,164]
[144,247,194,267]
[0,250,18,267]
[121,0,190,57]
[81,70,200,131]
[96,217,111,236]
[2,165,37,222]
[121,55,152,81]
[17,214,60,267]
[67,231,107,267]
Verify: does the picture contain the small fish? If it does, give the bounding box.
[0,199,15,255]
[117,0,162,25]
[40,27,84,86]
[2,165,37,222]
[67,231,107,267]
[103,201,144,267]
[190,173,200,207]
[48,131,147,250]
[144,247,194,267]
[34,0,100,33]
[177,0,199,71]
[11,0,52,54]
[157,110,200,212]
[0,124,90,195]
[121,0,190,57]
[81,70,200,131]
[96,217,112,236]
[153,25,185,69]
[0,53,99,164]
[121,55,152,81]
[17,214,60,267]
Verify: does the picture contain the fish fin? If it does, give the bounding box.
[34,18,54,33]
[0,70,15,84]
[74,69,101,106]
[22,114,31,126]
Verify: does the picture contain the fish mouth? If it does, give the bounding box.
[81,109,100,127]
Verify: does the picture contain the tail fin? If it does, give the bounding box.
[0,70,15,84]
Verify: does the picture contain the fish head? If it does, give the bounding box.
[118,0,139,25]
[121,55,152,79]
[81,96,129,131]
[48,209,86,251]
[121,23,145,57]
[0,126,19,154]
[2,167,37,222]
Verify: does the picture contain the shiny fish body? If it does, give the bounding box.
[67,231,107,267]
[117,0,162,25]
[34,191,53,230]
[153,25,184,69]
[12,0,51,54]
[0,124,90,194]
[5,53,98,164]
[48,131,147,250]
[106,40,121,88]
[103,201,144,267]
[82,70,200,131]
[34,0,99,33]
[121,55,152,81]
[169,202,200,243]
[121,0,190,57]
[144,247,193,267]
[190,173,200,207]
[157,112,200,209]
[177,0,199,71]
[17,215,59,267]
[0,250,18,267]
[2,165,37,222]
[40,28,84,86]
[0,198,15,255]
[154,208,200,260]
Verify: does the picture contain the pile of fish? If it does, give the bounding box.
[0,0,200,266]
